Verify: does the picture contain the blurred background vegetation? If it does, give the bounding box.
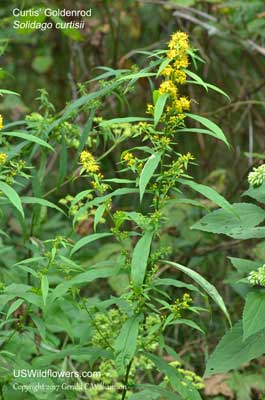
[1,0,265,398]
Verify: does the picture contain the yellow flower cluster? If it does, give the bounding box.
[168,31,189,50]
[159,80,178,97]
[122,151,136,167]
[80,150,99,173]
[0,153,7,165]
[121,151,143,174]
[153,31,192,129]
[146,104,154,114]
[160,31,190,93]
[171,293,192,317]
[173,96,191,113]
[0,114,3,130]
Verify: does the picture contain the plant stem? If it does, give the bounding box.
[121,360,133,400]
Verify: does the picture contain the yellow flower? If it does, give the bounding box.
[174,55,189,69]
[146,104,154,114]
[122,151,136,167]
[174,70,187,84]
[173,96,191,112]
[159,80,178,98]
[80,151,99,173]
[166,49,177,60]
[0,114,3,130]
[182,293,193,308]
[161,65,174,77]
[168,31,189,51]
[122,152,133,162]
[0,153,7,165]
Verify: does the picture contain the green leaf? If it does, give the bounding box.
[205,321,265,377]
[94,204,106,231]
[58,133,68,184]
[156,57,171,77]
[72,189,93,205]
[31,315,46,340]
[147,353,202,400]
[228,227,265,240]
[6,299,24,320]
[192,203,265,236]
[41,275,49,306]
[171,197,209,209]
[184,69,208,90]
[139,152,161,202]
[0,181,24,218]
[51,263,115,301]
[33,346,111,367]
[229,257,260,274]
[179,178,234,215]
[73,188,139,225]
[243,290,265,340]
[71,233,113,255]
[204,82,230,100]
[46,81,122,134]
[163,261,231,325]
[129,385,180,400]
[1,131,54,151]
[243,182,265,204]
[118,72,156,81]
[100,117,151,126]
[114,314,142,374]
[131,231,153,288]
[78,108,96,152]
[153,278,199,292]
[154,93,169,126]
[21,196,65,214]
[186,113,229,147]
[0,89,20,96]
[178,127,230,144]
[167,318,205,333]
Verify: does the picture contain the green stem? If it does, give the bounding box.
[82,300,114,351]
[97,140,122,162]
[121,360,133,400]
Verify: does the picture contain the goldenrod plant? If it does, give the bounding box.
[0,32,232,399]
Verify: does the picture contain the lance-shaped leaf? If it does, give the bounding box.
[1,131,54,151]
[71,232,112,255]
[179,178,234,215]
[154,93,169,126]
[163,261,231,325]
[139,152,161,202]
[131,231,153,288]
[115,314,142,374]
[41,275,49,306]
[147,353,202,400]
[0,181,24,218]
[21,196,65,214]
[6,299,24,320]
[186,113,229,146]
